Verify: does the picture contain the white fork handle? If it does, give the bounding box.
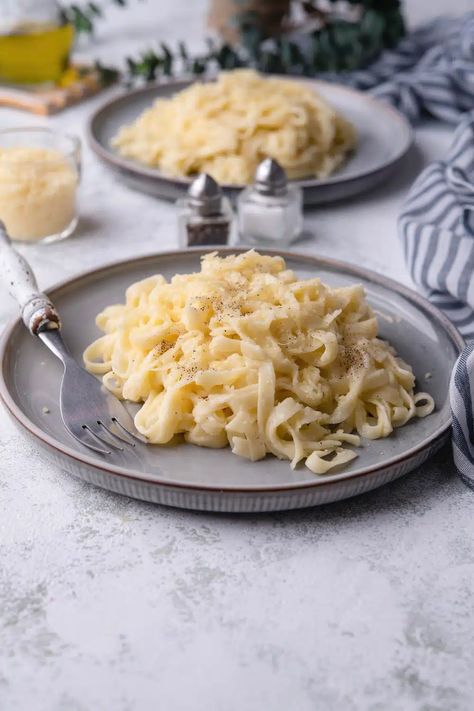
[0,221,61,335]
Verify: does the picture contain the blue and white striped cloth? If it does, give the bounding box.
[342,13,474,124]
[399,113,474,489]
[346,13,474,487]
[399,112,474,340]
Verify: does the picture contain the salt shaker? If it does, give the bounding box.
[176,173,233,247]
[237,159,303,245]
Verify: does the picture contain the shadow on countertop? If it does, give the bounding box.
[70,441,468,527]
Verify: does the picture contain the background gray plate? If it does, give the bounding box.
[0,249,463,512]
[88,79,413,206]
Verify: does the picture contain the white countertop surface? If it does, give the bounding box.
[1,2,474,710]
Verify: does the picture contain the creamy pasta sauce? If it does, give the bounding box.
[83,251,434,475]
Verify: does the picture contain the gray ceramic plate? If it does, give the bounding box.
[0,249,463,512]
[87,78,413,206]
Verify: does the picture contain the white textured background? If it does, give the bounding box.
[1,2,474,710]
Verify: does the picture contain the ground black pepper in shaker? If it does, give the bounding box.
[176,173,233,247]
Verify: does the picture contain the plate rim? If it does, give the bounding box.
[87,77,413,192]
[0,247,463,494]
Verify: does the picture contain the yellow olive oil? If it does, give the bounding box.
[0,22,74,85]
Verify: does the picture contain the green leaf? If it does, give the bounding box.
[94,61,120,86]
[215,44,241,70]
[160,42,173,75]
[126,57,137,74]
[88,2,102,17]
[62,0,128,34]
[278,37,305,71]
[383,8,406,46]
[71,7,93,33]
[192,58,207,75]
[240,25,264,57]
[178,41,188,61]
[257,49,282,74]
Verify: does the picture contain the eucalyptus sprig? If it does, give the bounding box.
[63,0,405,83]
[124,3,405,82]
[60,0,128,34]
[93,61,121,86]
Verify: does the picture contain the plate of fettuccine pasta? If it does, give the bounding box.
[88,70,412,205]
[0,249,462,512]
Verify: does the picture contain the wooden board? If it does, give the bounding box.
[0,64,116,115]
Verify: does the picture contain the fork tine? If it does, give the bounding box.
[82,424,122,452]
[69,428,111,455]
[81,440,111,455]
[112,417,147,444]
[98,420,135,448]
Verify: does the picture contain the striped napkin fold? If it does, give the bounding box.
[338,11,474,488]
[336,13,474,125]
[399,111,474,489]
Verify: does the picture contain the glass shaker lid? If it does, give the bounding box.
[188,173,223,216]
[254,158,288,196]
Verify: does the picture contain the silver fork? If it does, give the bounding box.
[0,222,145,455]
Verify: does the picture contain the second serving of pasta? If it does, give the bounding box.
[112,70,356,185]
[84,251,434,475]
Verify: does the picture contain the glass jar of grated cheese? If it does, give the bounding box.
[0,128,80,244]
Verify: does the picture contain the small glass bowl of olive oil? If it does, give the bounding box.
[0,1,74,85]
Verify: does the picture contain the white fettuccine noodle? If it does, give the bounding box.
[112,69,356,185]
[83,251,434,475]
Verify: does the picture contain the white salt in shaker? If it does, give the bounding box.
[237,159,303,246]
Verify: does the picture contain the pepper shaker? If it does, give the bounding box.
[237,158,303,246]
[176,173,233,247]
